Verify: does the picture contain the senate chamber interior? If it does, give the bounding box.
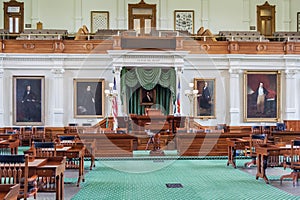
[0,0,300,199]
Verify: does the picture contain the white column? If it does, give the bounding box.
[229,68,242,126]
[31,0,39,28]
[74,0,83,31]
[282,0,291,30]
[114,67,122,116]
[117,0,126,29]
[284,69,297,119]
[159,0,169,29]
[201,0,209,28]
[0,69,4,126]
[242,0,250,29]
[50,68,65,127]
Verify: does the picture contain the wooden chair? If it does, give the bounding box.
[280,140,300,186]
[33,141,56,157]
[0,155,38,200]
[32,127,46,143]
[251,126,262,134]
[20,127,33,146]
[244,134,267,167]
[32,142,57,192]
[80,139,96,170]
[0,184,20,200]
[58,135,77,146]
[66,123,78,134]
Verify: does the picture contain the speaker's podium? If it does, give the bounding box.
[144,109,165,156]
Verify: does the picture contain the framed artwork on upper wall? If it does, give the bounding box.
[244,71,280,122]
[194,78,216,119]
[91,11,109,33]
[297,12,300,32]
[13,76,44,125]
[140,88,156,106]
[74,79,104,118]
[174,10,194,34]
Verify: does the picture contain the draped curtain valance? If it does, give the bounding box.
[121,68,176,101]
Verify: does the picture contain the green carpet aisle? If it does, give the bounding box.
[72,159,299,200]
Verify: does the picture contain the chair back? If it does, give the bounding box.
[249,134,267,157]
[59,136,77,146]
[291,140,300,168]
[33,142,56,157]
[20,127,33,146]
[32,127,45,142]
[251,126,261,134]
[0,155,30,199]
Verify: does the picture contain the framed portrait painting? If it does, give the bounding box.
[194,78,216,118]
[74,79,104,118]
[140,88,156,106]
[91,11,109,33]
[244,71,280,122]
[298,12,300,32]
[13,76,44,125]
[174,10,194,34]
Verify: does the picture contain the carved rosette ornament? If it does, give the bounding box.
[83,43,94,51]
[256,44,267,51]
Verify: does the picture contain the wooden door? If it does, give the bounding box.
[3,0,24,34]
[257,1,275,37]
[128,0,156,35]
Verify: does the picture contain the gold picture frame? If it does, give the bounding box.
[174,10,194,34]
[194,78,216,119]
[244,71,280,122]
[140,88,156,106]
[13,76,45,125]
[74,79,104,118]
[91,11,109,33]
[297,12,300,32]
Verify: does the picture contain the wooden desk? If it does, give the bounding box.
[176,132,250,156]
[56,145,85,187]
[0,184,20,200]
[0,139,19,154]
[35,157,66,200]
[130,115,185,134]
[0,157,65,200]
[25,145,85,187]
[226,138,249,168]
[255,144,289,184]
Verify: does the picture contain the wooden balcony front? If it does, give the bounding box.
[1,36,300,54]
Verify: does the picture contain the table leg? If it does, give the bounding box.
[77,156,81,187]
[56,175,60,200]
[256,154,269,184]
[81,155,85,182]
[61,172,64,200]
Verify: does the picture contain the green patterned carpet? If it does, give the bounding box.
[72,159,300,200]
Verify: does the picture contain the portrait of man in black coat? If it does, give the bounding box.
[196,80,215,117]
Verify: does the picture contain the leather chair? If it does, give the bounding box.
[244,134,267,168]
[33,141,56,157]
[0,155,38,200]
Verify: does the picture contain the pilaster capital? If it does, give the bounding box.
[51,68,65,77]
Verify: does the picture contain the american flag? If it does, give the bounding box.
[112,77,118,130]
[176,78,181,114]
